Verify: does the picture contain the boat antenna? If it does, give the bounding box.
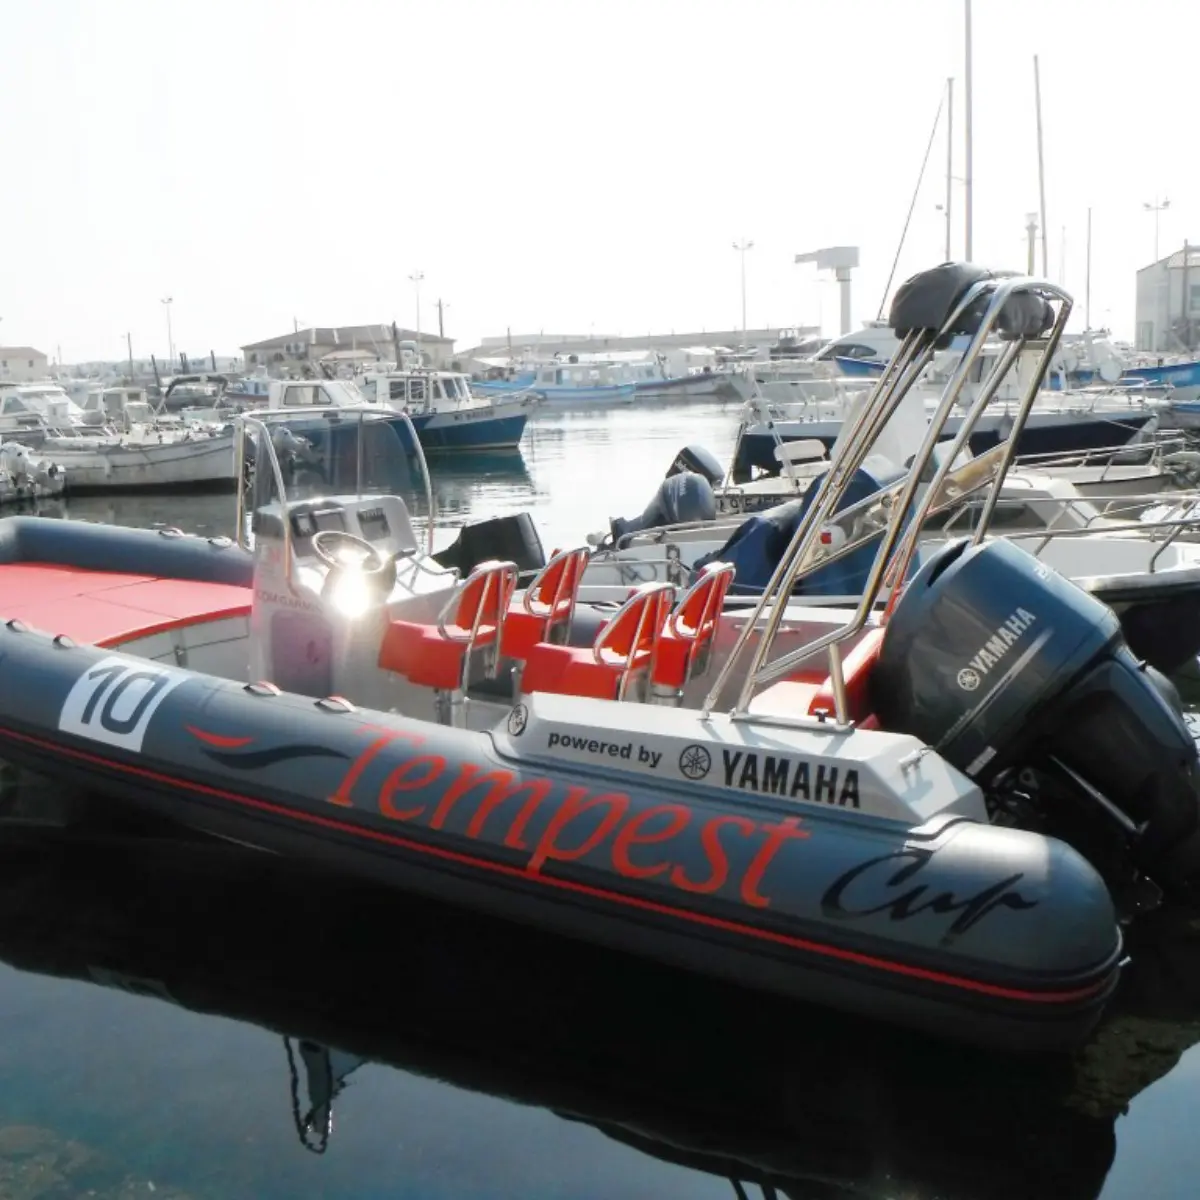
[876,83,948,319]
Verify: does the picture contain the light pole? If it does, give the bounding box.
[161,296,175,367]
[1144,197,1170,262]
[732,239,753,346]
[408,271,425,347]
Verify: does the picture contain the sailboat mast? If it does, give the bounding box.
[944,77,954,260]
[1034,54,1049,275]
[963,0,973,259]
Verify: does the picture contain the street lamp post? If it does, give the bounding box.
[161,297,175,367]
[732,239,753,346]
[1144,197,1170,262]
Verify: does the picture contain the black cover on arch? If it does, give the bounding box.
[889,262,1056,348]
[889,262,996,346]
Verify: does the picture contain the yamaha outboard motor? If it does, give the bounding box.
[872,537,1200,898]
[665,444,724,487]
[609,472,717,541]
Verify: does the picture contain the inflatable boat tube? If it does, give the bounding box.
[0,515,254,586]
[0,620,1122,1052]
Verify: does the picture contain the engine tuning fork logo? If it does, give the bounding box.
[507,704,529,737]
[678,744,713,780]
[957,667,981,692]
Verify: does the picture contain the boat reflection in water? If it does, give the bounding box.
[1,776,1199,1199]
[29,449,541,549]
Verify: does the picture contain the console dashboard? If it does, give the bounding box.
[285,496,415,560]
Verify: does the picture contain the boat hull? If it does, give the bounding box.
[0,621,1122,1052]
[408,410,530,452]
[532,383,637,408]
[45,433,237,494]
[378,396,534,452]
[732,410,1159,480]
[634,374,748,404]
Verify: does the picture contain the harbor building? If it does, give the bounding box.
[242,325,456,372]
[0,346,49,382]
[460,326,822,362]
[1135,245,1200,353]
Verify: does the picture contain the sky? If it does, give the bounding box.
[0,0,1195,364]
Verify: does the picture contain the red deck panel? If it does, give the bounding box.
[0,564,252,647]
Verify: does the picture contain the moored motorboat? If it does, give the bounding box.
[583,426,1200,676]
[1,267,1199,1052]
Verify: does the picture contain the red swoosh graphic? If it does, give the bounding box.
[186,725,255,749]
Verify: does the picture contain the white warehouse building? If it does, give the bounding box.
[0,346,49,382]
[1135,245,1200,352]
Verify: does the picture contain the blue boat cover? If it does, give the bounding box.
[694,454,907,596]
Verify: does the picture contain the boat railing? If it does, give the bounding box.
[234,405,435,586]
[1011,430,1188,476]
[1006,514,1200,575]
[704,269,1073,726]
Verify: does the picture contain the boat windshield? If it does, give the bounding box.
[1,386,83,422]
[236,407,434,548]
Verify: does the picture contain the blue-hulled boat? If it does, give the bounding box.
[266,375,537,453]
[352,368,538,451]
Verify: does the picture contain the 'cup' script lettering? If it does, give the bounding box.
[820,848,1039,945]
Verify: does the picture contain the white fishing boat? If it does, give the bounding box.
[0,381,235,493]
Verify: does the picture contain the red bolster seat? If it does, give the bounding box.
[379,560,518,691]
[500,545,590,662]
[521,581,676,702]
[650,562,735,695]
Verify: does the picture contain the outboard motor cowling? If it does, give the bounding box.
[872,538,1200,896]
[432,513,546,580]
[666,444,724,486]
[610,472,717,541]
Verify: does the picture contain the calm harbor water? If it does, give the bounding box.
[1,401,1200,1199]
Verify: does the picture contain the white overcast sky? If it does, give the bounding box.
[0,0,1194,363]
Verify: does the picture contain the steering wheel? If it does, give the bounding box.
[311,529,387,575]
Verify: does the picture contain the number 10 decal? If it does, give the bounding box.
[58,657,188,752]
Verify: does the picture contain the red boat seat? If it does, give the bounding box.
[379,560,519,692]
[807,626,886,723]
[754,626,885,725]
[520,581,676,702]
[500,545,590,662]
[649,561,735,702]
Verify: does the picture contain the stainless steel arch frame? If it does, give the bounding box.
[703,273,1074,724]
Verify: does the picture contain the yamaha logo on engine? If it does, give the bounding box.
[958,607,1038,690]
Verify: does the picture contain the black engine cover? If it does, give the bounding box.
[872,538,1200,894]
[873,538,1122,777]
